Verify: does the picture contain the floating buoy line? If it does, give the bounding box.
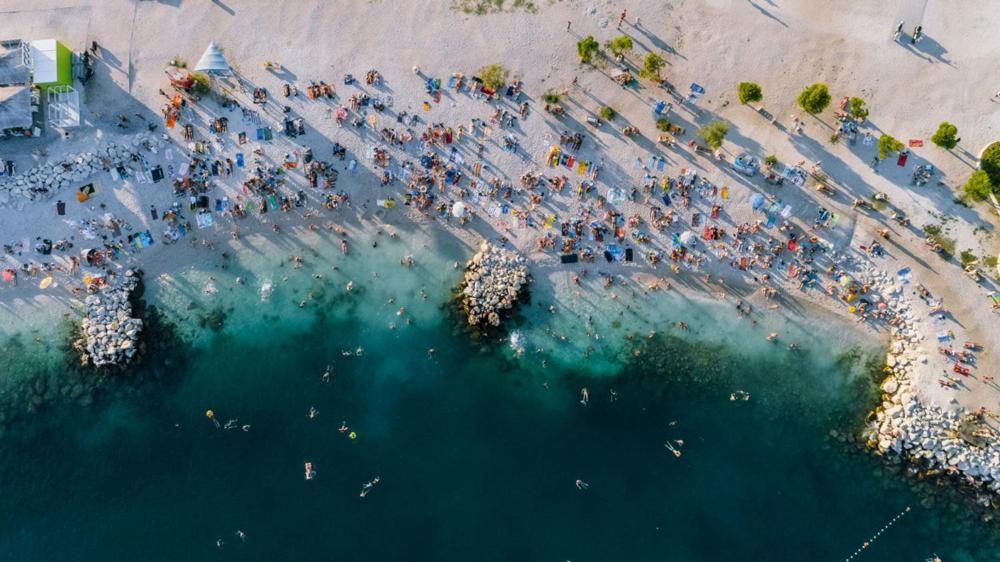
[843,505,911,561]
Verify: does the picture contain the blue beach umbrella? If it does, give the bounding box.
[749,192,765,210]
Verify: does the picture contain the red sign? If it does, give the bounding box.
[908,139,924,148]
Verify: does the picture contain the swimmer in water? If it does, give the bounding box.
[580,387,589,405]
[322,366,332,382]
[339,421,349,433]
[308,406,319,419]
[575,479,589,490]
[664,442,682,458]
[767,332,779,341]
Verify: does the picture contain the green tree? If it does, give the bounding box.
[639,52,665,80]
[848,97,869,121]
[656,118,671,132]
[605,35,633,59]
[983,142,1000,186]
[577,35,600,64]
[963,170,994,201]
[699,120,729,149]
[876,134,904,159]
[479,64,509,90]
[764,154,778,167]
[542,90,561,104]
[797,83,831,115]
[931,122,959,149]
[191,71,211,94]
[598,106,615,120]
[737,82,762,105]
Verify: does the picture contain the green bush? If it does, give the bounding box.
[960,250,978,266]
[699,120,729,149]
[848,97,869,121]
[479,64,509,90]
[933,234,956,258]
[639,52,665,80]
[605,35,633,58]
[981,141,1000,186]
[797,83,831,114]
[656,118,671,132]
[764,154,778,167]
[737,82,762,104]
[598,106,615,120]
[963,170,993,201]
[191,71,211,94]
[876,134,903,159]
[922,224,942,236]
[931,122,959,149]
[577,35,600,64]
[542,90,561,104]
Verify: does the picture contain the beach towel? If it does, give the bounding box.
[780,205,792,218]
[937,332,951,342]
[656,158,666,172]
[196,213,213,229]
[647,156,656,169]
[765,214,776,228]
[268,195,279,209]
[897,152,908,167]
[349,159,358,172]
[140,230,154,247]
[544,214,555,229]
[236,153,245,168]
[661,193,672,206]
[487,203,501,217]
[577,161,587,174]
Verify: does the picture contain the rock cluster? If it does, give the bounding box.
[461,241,529,327]
[863,265,1000,494]
[78,271,143,367]
[0,133,165,207]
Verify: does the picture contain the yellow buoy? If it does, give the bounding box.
[348,431,357,440]
[205,410,214,418]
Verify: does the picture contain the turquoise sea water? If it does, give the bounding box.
[1,231,999,561]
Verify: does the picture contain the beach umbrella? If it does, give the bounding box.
[452,201,468,218]
[38,276,53,289]
[194,42,231,75]
[679,231,696,245]
[2,269,13,282]
[749,192,765,210]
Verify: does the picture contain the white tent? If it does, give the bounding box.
[679,231,696,246]
[452,201,468,218]
[194,42,230,75]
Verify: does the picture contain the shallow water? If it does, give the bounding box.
[1,232,999,561]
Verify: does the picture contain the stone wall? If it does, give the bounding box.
[78,270,143,367]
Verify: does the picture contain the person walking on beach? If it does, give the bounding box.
[618,9,627,29]
[567,20,571,32]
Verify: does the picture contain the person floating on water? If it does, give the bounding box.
[305,462,316,480]
[235,530,246,542]
[359,476,381,498]
[308,406,319,419]
[339,421,349,433]
[580,387,589,405]
[322,365,332,382]
[575,479,589,490]
[664,441,682,458]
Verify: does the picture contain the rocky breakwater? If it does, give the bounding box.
[863,266,1000,500]
[76,271,143,367]
[0,133,165,207]
[461,242,529,327]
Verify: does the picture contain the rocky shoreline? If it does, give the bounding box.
[74,270,144,367]
[460,241,529,328]
[863,266,1000,504]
